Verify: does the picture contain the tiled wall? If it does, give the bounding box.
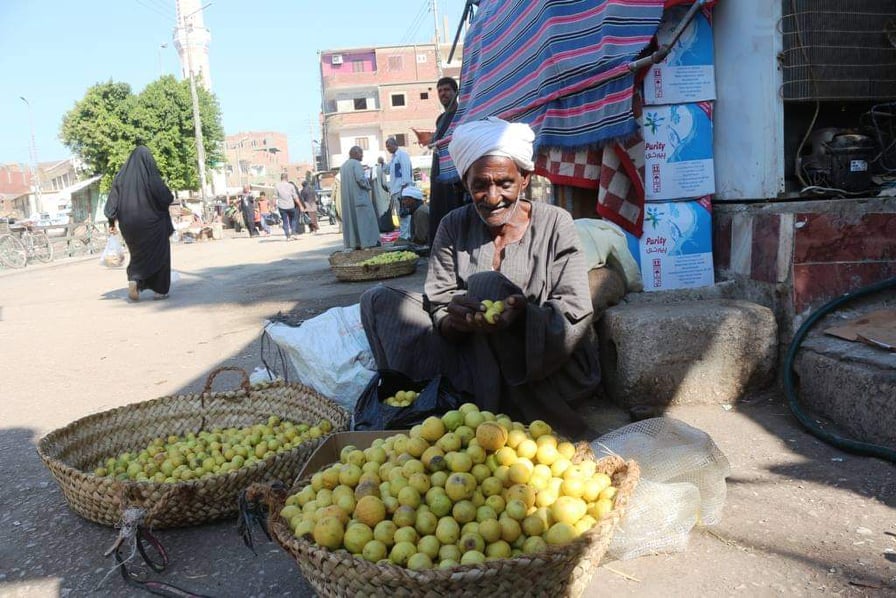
[713,199,896,316]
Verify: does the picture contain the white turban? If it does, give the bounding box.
[401,186,424,200]
[448,117,535,177]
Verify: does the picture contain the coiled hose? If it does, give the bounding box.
[783,276,896,462]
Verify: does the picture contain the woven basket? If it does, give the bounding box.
[265,447,639,598]
[37,367,350,529]
[328,248,418,282]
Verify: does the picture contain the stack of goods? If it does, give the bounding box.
[631,4,717,291]
[37,368,351,528]
[265,403,639,597]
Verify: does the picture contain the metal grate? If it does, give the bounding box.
[782,0,896,101]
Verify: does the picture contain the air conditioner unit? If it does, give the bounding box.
[331,54,343,65]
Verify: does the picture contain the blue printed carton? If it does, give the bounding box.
[642,102,715,201]
[625,197,715,291]
[643,6,716,105]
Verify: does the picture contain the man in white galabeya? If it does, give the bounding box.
[384,137,414,239]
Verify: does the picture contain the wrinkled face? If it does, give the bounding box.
[437,84,457,108]
[463,155,530,228]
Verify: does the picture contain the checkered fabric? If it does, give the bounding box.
[535,148,603,190]
[596,132,646,237]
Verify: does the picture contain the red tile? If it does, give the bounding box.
[792,261,896,313]
[751,214,780,283]
[793,213,896,264]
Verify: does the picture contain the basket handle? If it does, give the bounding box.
[202,366,252,394]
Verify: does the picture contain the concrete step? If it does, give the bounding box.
[796,332,896,449]
[598,299,777,407]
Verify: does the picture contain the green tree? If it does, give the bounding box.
[60,76,225,192]
[59,81,136,191]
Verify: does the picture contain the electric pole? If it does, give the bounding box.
[432,0,443,76]
[19,96,41,217]
[178,3,211,214]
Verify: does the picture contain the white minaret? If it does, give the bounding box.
[173,0,212,90]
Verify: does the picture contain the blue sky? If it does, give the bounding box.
[0,0,466,165]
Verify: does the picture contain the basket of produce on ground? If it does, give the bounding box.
[328,248,419,282]
[37,367,351,529]
[261,404,640,597]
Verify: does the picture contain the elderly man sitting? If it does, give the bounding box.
[399,186,430,245]
[360,117,600,437]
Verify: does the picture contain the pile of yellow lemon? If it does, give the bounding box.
[359,251,418,266]
[280,404,617,570]
[480,299,506,324]
[93,416,333,483]
[383,390,420,408]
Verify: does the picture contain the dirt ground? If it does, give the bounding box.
[1,222,893,597]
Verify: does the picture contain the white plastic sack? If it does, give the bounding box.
[100,234,126,268]
[592,417,731,560]
[249,365,280,385]
[265,304,376,411]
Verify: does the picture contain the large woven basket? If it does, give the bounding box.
[328,248,418,282]
[37,367,350,529]
[266,449,639,597]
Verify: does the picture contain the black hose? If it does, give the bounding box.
[783,276,896,462]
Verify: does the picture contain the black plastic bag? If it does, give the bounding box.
[353,370,467,431]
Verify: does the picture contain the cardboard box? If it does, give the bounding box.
[297,430,402,481]
[625,197,715,291]
[642,102,715,201]
[643,6,716,105]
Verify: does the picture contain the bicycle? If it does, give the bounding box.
[0,223,54,269]
[71,220,109,255]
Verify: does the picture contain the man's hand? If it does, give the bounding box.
[442,293,526,336]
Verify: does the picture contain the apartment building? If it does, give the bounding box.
[319,42,462,171]
[223,131,290,189]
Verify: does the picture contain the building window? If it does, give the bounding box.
[416,53,427,63]
[390,93,406,108]
[354,137,369,150]
[354,98,368,110]
[388,55,403,71]
[352,60,364,73]
[420,92,429,100]
[391,134,407,147]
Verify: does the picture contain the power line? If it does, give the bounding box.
[400,1,430,44]
[144,0,174,15]
[134,0,171,21]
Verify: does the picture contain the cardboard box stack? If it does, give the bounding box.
[629,5,717,291]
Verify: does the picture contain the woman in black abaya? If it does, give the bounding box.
[104,143,175,301]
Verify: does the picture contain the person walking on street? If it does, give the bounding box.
[239,184,258,237]
[289,179,307,235]
[256,191,272,235]
[428,77,466,245]
[384,137,414,239]
[300,181,320,233]
[275,172,300,241]
[339,146,380,249]
[104,141,175,301]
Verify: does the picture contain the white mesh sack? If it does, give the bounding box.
[592,417,731,560]
[607,479,700,560]
[593,417,731,524]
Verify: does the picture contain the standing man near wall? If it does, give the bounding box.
[428,77,465,246]
[384,137,414,240]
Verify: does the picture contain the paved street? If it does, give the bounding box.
[1,225,894,597]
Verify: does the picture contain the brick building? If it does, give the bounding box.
[319,42,462,172]
[223,131,290,189]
